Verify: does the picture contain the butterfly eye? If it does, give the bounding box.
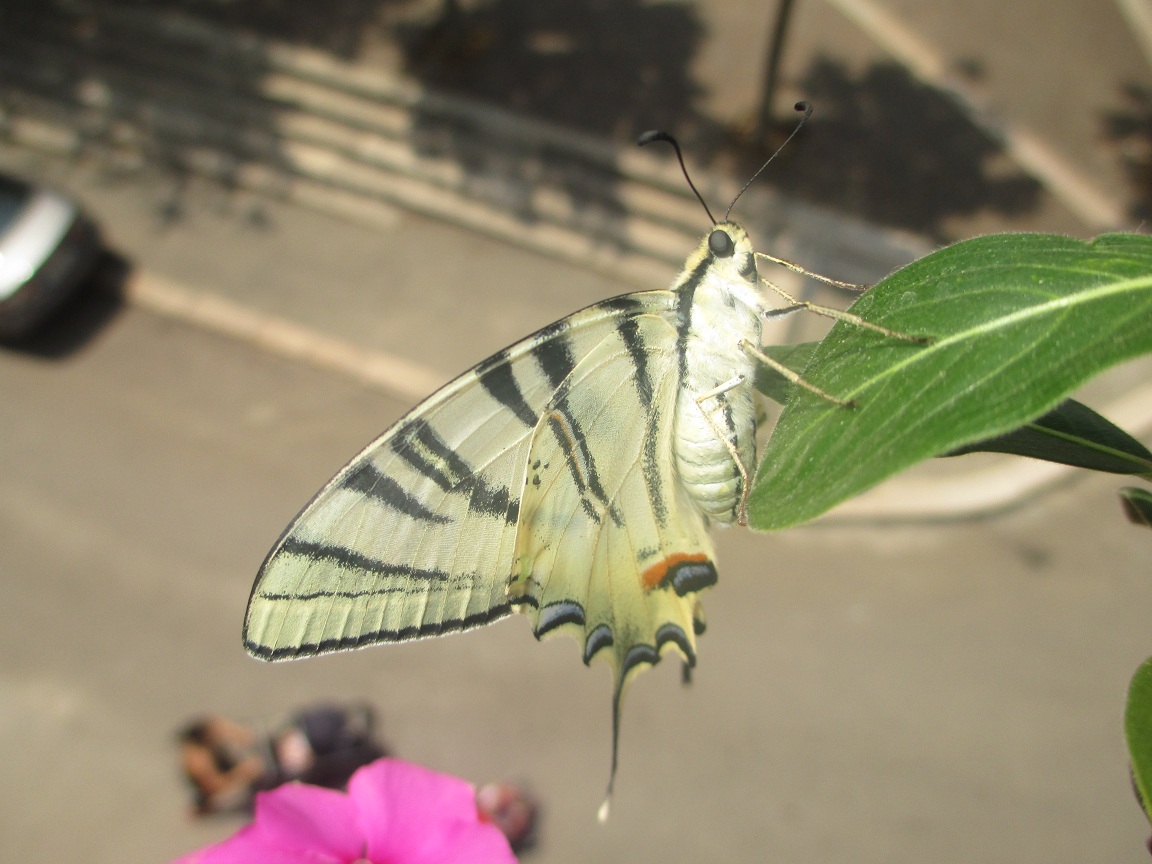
[708,229,735,258]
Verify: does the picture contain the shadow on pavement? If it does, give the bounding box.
[391,0,712,249]
[747,58,1043,243]
[86,0,399,59]
[395,0,707,139]
[1103,82,1152,223]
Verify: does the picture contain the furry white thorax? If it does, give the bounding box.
[674,222,765,524]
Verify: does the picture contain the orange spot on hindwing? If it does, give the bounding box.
[641,553,718,595]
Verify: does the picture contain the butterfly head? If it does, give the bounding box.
[705,221,759,287]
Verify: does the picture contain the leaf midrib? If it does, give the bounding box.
[838,271,1152,400]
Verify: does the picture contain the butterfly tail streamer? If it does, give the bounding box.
[598,677,626,823]
[597,660,643,822]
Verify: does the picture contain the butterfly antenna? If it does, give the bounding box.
[723,101,813,221]
[637,129,717,225]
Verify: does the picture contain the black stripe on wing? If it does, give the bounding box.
[640,404,667,526]
[391,418,519,524]
[392,417,473,488]
[674,255,711,380]
[544,397,624,528]
[340,462,451,524]
[244,602,517,659]
[271,537,453,582]
[476,349,538,429]
[609,304,674,528]
[532,324,577,388]
[614,316,654,407]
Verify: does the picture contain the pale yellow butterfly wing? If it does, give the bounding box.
[243,291,695,658]
[508,313,717,795]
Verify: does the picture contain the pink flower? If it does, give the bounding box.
[174,758,517,864]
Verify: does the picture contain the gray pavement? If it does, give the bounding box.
[2,1,1152,861]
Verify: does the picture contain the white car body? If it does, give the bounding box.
[0,187,76,297]
[0,175,101,339]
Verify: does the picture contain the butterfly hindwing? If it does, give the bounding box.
[508,311,719,794]
[511,310,716,674]
[243,290,688,661]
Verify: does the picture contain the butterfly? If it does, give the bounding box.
[243,107,920,813]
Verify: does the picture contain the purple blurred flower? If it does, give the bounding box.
[173,758,517,864]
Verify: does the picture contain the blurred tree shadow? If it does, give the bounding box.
[82,0,394,60]
[733,57,1043,243]
[0,0,418,229]
[0,1,297,224]
[396,0,706,139]
[389,0,709,249]
[1102,82,1152,223]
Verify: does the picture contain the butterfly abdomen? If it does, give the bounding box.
[673,224,764,525]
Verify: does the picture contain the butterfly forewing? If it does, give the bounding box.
[244,290,686,660]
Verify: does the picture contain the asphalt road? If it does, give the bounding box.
[1,158,1151,862]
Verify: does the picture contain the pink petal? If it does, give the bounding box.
[249,782,363,861]
[418,817,522,864]
[170,823,324,864]
[349,759,516,864]
[172,784,364,864]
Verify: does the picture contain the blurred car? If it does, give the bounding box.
[0,173,101,340]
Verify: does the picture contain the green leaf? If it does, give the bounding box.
[948,399,1152,475]
[1121,487,1152,529]
[754,342,818,405]
[1128,657,1152,824]
[759,354,1152,477]
[749,233,1152,531]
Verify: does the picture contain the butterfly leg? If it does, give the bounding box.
[694,375,754,525]
[755,250,868,292]
[757,272,929,344]
[738,339,855,409]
